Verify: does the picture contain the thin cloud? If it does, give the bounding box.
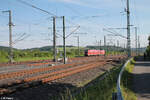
[49,0,122,9]
[49,0,85,5]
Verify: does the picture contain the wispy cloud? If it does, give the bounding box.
[49,0,122,10]
[49,0,85,5]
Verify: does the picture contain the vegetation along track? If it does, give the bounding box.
[0,56,126,95]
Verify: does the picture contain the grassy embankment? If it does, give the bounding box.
[59,64,123,100]
[121,58,137,100]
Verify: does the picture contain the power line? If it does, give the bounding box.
[13,33,30,44]
[57,2,110,35]
[16,0,55,16]
[62,4,83,16]
[16,0,81,26]
[132,0,141,41]
[15,0,83,35]
[14,0,112,50]
[120,0,126,11]
[16,0,100,41]
[103,28,127,39]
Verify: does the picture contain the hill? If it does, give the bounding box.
[0,46,17,51]
[24,45,75,51]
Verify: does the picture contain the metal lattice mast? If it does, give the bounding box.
[104,36,106,51]
[3,10,13,63]
[127,0,131,57]
[100,40,101,50]
[138,36,140,55]
[77,36,80,56]
[117,40,119,52]
[135,27,138,56]
[63,16,66,64]
[53,16,57,62]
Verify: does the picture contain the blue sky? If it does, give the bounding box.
[0,0,149,49]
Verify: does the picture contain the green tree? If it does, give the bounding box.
[145,36,150,57]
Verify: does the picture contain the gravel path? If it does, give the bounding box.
[133,60,150,100]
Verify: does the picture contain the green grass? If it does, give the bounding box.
[14,57,52,62]
[0,57,9,63]
[0,57,53,63]
[121,58,137,100]
[106,51,127,56]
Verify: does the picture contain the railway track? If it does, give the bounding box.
[0,59,52,67]
[0,56,107,75]
[0,55,126,95]
[0,59,106,86]
[0,56,104,67]
[0,61,106,95]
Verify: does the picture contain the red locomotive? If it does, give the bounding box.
[84,50,105,56]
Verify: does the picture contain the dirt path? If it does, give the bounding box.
[133,60,150,100]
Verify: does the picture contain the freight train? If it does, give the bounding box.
[84,50,105,56]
